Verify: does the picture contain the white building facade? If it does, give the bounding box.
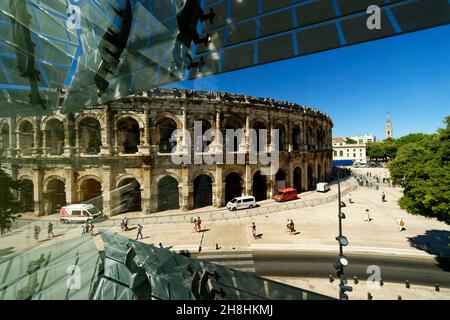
[332,137,367,164]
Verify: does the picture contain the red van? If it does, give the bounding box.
[274,188,298,202]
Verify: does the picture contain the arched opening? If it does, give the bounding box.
[307,127,314,150]
[117,117,140,154]
[118,178,142,213]
[19,179,34,212]
[79,179,102,209]
[274,124,286,151]
[293,167,302,193]
[158,118,178,153]
[194,119,212,153]
[1,122,10,150]
[251,121,267,153]
[44,179,66,214]
[307,164,315,190]
[292,126,301,151]
[223,116,243,152]
[157,176,180,211]
[275,169,287,190]
[318,163,322,182]
[45,119,65,155]
[253,171,267,201]
[19,121,34,156]
[79,117,101,154]
[225,172,242,203]
[339,150,343,157]
[193,175,213,209]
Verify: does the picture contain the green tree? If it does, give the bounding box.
[345,137,357,144]
[388,116,450,223]
[0,150,21,233]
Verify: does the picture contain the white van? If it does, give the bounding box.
[226,196,256,211]
[316,182,331,193]
[60,204,102,223]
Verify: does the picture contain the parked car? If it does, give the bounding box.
[273,188,298,202]
[226,196,256,211]
[60,204,102,223]
[316,182,331,193]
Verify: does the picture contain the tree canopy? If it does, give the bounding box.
[0,150,21,231]
[388,116,450,223]
[367,133,429,161]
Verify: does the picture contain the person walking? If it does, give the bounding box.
[47,222,55,238]
[196,216,202,232]
[348,193,353,204]
[88,223,94,236]
[123,217,129,231]
[81,222,88,236]
[34,225,41,240]
[381,191,386,202]
[136,224,143,240]
[251,222,257,239]
[120,219,125,231]
[364,209,371,222]
[398,218,406,232]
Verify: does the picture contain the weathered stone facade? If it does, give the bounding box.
[0,88,333,217]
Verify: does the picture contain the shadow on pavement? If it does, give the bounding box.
[0,246,15,258]
[408,230,450,271]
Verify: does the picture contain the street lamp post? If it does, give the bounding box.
[334,169,352,300]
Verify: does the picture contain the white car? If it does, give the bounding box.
[316,182,331,193]
[60,204,102,223]
[226,196,256,211]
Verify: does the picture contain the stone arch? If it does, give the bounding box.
[44,118,65,155]
[222,113,245,153]
[193,174,213,209]
[157,175,180,212]
[43,178,66,214]
[225,172,243,203]
[156,117,179,153]
[275,168,287,190]
[273,122,287,151]
[43,175,66,192]
[152,113,182,130]
[18,119,34,156]
[78,176,103,208]
[293,167,302,193]
[116,116,141,154]
[117,177,142,212]
[41,115,65,130]
[114,113,145,130]
[18,178,34,212]
[253,170,268,201]
[292,124,301,151]
[0,121,10,150]
[78,116,102,154]
[307,163,315,190]
[116,174,143,189]
[251,119,268,153]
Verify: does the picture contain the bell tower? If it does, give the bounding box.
[385,113,393,139]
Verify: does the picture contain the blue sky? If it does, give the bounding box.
[170,24,450,140]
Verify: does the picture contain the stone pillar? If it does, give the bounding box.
[142,165,151,214]
[288,161,293,188]
[65,167,76,204]
[32,117,41,156]
[8,116,16,157]
[215,166,224,207]
[180,168,190,211]
[245,164,252,196]
[101,166,113,216]
[101,109,112,155]
[244,111,250,152]
[302,158,308,191]
[63,116,73,157]
[288,118,293,152]
[138,108,150,155]
[33,169,44,216]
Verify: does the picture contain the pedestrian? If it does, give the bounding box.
[120,219,125,231]
[196,216,202,232]
[136,224,143,240]
[348,193,353,204]
[88,223,94,236]
[81,222,88,236]
[193,218,198,232]
[364,209,371,222]
[398,218,406,232]
[381,191,386,202]
[123,217,129,231]
[34,225,41,240]
[252,222,257,239]
[47,222,55,238]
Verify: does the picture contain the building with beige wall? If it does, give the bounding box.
[0,89,333,217]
